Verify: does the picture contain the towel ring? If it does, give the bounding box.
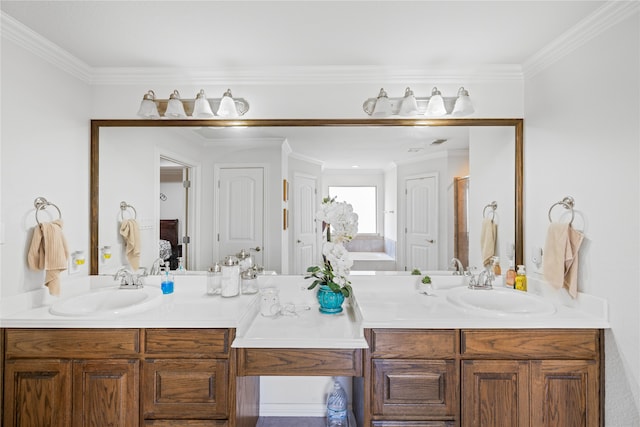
[120,201,137,220]
[34,197,62,225]
[548,196,575,225]
[483,201,498,221]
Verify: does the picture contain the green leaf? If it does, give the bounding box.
[341,285,352,298]
[307,266,320,273]
[421,275,432,284]
[411,268,421,275]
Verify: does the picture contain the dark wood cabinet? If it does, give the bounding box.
[3,329,140,427]
[2,327,603,427]
[142,328,233,424]
[363,329,459,426]
[363,328,602,427]
[460,329,602,427]
[4,358,73,427]
[2,328,236,427]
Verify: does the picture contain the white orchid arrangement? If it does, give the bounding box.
[306,197,359,298]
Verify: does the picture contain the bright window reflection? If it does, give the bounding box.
[329,186,377,234]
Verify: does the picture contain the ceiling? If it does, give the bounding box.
[1,1,608,169]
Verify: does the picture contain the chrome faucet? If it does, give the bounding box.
[114,267,144,289]
[450,258,465,275]
[150,258,165,275]
[468,267,494,290]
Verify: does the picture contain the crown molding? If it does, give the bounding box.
[1,11,521,86]
[1,11,93,83]
[523,1,639,78]
[7,2,637,86]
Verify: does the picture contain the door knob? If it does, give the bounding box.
[426,239,435,244]
[296,240,303,244]
[251,246,261,252]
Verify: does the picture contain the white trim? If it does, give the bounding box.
[1,11,92,83]
[523,1,640,78]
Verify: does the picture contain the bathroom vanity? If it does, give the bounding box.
[0,274,607,427]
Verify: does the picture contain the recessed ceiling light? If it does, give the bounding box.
[430,138,447,145]
[352,165,359,168]
[408,147,424,153]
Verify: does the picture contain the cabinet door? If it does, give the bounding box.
[4,359,72,427]
[461,360,529,427]
[530,360,600,427]
[143,359,229,420]
[72,359,139,427]
[372,359,457,418]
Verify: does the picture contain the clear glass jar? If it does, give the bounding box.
[207,263,222,295]
[241,269,258,295]
[221,256,240,297]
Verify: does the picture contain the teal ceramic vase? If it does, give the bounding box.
[317,284,345,314]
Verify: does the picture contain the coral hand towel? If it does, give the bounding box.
[543,223,584,298]
[480,218,497,266]
[120,219,141,271]
[27,220,69,296]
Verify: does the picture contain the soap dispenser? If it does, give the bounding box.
[514,265,527,292]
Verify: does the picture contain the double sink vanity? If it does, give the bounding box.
[1,272,607,427]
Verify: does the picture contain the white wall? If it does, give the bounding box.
[396,151,469,271]
[468,127,515,271]
[524,12,640,424]
[1,38,90,298]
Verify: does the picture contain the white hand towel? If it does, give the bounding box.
[120,219,141,270]
[27,220,69,296]
[543,223,584,298]
[480,218,497,266]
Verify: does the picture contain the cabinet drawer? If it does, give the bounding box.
[237,348,362,376]
[5,329,140,358]
[372,359,457,418]
[461,329,600,359]
[144,329,231,357]
[369,329,457,359]
[143,359,229,419]
[372,422,454,427]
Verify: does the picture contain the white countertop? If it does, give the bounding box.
[0,273,609,348]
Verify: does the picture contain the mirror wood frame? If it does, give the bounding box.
[90,118,524,275]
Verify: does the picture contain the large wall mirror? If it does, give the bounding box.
[90,118,523,275]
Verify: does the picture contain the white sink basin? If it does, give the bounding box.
[447,287,556,317]
[50,286,163,317]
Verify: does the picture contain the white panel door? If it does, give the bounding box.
[218,168,264,266]
[293,174,317,274]
[405,174,438,271]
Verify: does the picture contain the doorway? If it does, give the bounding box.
[404,173,438,271]
[292,173,318,274]
[216,167,265,267]
[159,157,193,269]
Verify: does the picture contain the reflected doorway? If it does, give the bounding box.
[160,157,192,270]
[454,176,469,267]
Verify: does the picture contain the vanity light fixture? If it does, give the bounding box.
[363,86,474,117]
[136,88,250,119]
[452,86,475,116]
[216,89,240,118]
[371,88,393,117]
[192,89,215,118]
[424,87,446,116]
[398,87,419,116]
[164,90,188,118]
[137,90,160,118]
